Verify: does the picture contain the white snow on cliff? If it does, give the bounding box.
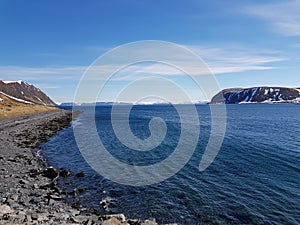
[2,80,23,84]
[0,91,33,104]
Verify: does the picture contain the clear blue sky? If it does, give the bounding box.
[0,0,299,103]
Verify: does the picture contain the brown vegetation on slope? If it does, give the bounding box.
[0,93,57,119]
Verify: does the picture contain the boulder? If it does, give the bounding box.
[0,204,14,215]
[43,167,58,179]
[102,217,122,225]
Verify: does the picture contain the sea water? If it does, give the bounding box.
[41,104,300,224]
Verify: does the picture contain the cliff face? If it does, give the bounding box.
[210,87,300,104]
[0,80,56,106]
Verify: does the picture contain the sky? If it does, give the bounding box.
[0,0,300,103]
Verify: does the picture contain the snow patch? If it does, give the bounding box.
[2,80,23,84]
[35,96,46,105]
[0,91,33,104]
[0,97,3,102]
[264,89,269,95]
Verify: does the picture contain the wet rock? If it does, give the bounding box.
[75,171,85,177]
[43,167,58,179]
[59,169,72,178]
[78,187,87,193]
[100,199,111,210]
[29,168,41,177]
[0,204,14,214]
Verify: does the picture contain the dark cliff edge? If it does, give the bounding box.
[210,87,300,104]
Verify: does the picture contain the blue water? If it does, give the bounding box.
[41,104,300,224]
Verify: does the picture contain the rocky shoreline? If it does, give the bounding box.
[0,110,176,225]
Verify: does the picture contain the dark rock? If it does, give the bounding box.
[29,168,41,177]
[78,187,87,193]
[100,199,109,209]
[59,169,72,178]
[75,171,85,177]
[43,167,58,179]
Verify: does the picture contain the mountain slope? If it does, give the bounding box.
[0,80,56,106]
[210,87,300,104]
[0,92,57,118]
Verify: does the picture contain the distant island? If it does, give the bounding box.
[210,86,300,104]
[60,86,300,106]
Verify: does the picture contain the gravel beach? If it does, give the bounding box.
[0,110,176,225]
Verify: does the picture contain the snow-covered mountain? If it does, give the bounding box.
[210,87,300,104]
[0,80,56,106]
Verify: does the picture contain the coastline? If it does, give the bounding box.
[0,110,175,225]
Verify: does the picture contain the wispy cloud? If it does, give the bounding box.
[187,45,285,75]
[0,44,285,84]
[0,66,86,81]
[245,0,300,36]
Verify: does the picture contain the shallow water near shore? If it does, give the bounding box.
[40,104,300,224]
